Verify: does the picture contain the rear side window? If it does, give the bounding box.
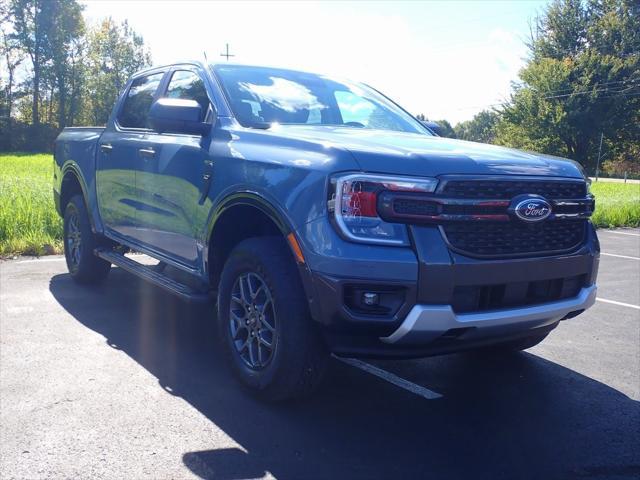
[164,70,210,121]
[118,72,164,129]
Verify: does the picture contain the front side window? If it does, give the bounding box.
[118,72,164,129]
[164,70,210,121]
[213,64,430,134]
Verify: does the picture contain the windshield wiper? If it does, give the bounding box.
[244,121,271,130]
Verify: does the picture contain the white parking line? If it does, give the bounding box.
[596,297,640,310]
[14,257,66,264]
[601,252,640,261]
[336,356,443,400]
[600,230,640,237]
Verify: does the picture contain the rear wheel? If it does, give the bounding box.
[217,237,328,401]
[63,195,111,284]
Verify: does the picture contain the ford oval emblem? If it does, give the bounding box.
[513,197,552,222]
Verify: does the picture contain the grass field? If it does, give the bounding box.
[590,181,640,228]
[0,153,638,256]
[0,153,62,256]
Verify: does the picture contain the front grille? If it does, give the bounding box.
[452,274,586,313]
[442,179,586,199]
[443,220,586,257]
[392,197,439,216]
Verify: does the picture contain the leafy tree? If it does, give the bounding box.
[0,1,24,122]
[495,0,640,172]
[84,18,151,125]
[8,0,48,125]
[7,0,84,129]
[602,143,640,178]
[454,110,499,144]
[0,2,151,150]
[42,0,84,128]
[64,34,85,127]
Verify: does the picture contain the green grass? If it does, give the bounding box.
[0,153,638,256]
[590,182,640,228]
[0,153,62,256]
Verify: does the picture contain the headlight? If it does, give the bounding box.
[328,173,438,246]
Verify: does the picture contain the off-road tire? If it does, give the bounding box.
[63,195,111,284]
[217,236,328,401]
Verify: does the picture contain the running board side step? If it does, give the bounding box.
[95,249,210,303]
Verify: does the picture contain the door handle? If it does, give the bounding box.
[138,147,156,158]
[100,143,113,153]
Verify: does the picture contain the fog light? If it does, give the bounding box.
[344,284,406,317]
[362,292,379,306]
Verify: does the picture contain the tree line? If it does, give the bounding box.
[0,0,151,151]
[422,0,639,177]
[0,0,638,177]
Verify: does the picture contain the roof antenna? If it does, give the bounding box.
[203,51,208,63]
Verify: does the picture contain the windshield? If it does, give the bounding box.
[213,64,430,134]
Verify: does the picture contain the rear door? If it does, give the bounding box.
[134,67,214,266]
[96,71,165,240]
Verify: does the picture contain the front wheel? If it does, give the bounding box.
[217,237,328,401]
[63,195,111,284]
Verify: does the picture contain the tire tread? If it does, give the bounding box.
[64,195,111,285]
[217,236,328,401]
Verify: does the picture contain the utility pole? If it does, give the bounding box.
[220,43,234,61]
[595,132,603,182]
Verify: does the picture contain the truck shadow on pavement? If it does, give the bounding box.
[49,268,640,480]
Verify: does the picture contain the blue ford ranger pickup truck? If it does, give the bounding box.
[54,62,599,400]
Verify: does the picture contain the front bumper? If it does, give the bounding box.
[298,216,599,358]
[381,285,596,345]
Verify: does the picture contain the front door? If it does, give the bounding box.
[134,69,213,266]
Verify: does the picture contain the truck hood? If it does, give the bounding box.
[274,126,585,179]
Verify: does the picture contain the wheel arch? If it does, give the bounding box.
[205,193,293,286]
[59,164,99,233]
[205,193,320,321]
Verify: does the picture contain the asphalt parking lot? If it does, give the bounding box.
[1,228,639,480]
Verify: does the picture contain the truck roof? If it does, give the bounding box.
[132,61,330,80]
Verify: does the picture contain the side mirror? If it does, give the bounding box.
[421,120,443,136]
[149,98,212,136]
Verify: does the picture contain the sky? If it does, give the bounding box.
[82,0,551,125]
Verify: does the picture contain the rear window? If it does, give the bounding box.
[118,72,164,129]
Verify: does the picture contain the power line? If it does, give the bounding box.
[599,91,640,100]
[541,84,639,100]
[532,46,640,58]
[532,78,640,96]
[453,85,639,112]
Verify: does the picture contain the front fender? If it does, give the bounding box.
[205,190,295,243]
[204,190,323,322]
